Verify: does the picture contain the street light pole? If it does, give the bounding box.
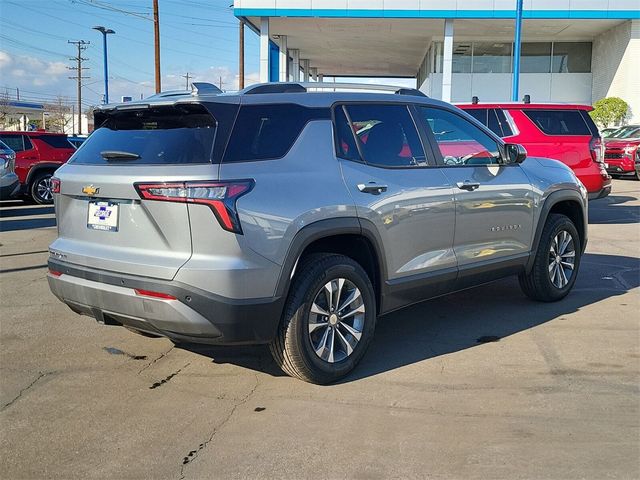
[93,26,115,104]
[511,0,524,101]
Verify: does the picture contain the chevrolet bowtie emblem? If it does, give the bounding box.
[82,185,99,196]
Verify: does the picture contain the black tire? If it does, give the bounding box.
[269,253,376,384]
[29,171,55,205]
[519,213,581,302]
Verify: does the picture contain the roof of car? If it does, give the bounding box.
[93,82,446,113]
[457,102,594,111]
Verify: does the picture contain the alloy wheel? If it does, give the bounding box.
[548,230,575,289]
[36,176,54,202]
[308,278,365,363]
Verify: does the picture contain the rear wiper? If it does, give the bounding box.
[100,150,140,160]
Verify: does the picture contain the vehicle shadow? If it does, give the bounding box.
[179,252,639,383]
[0,201,56,232]
[589,195,639,224]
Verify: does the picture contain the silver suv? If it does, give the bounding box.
[47,82,588,384]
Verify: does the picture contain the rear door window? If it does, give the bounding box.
[72,103,220,165]
[523,109,591,135]
[37,135,74,149]
[223,104,330,162]
[465,108,489,126]
[340,104,427,168]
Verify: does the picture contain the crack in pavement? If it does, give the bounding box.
[138,345,175,375]
[149,363,190,390]
[178,373,260,480]
[1,372,48,412]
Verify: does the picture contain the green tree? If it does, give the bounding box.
[590,97,629,128]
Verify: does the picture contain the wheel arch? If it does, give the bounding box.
[526,189,587,273]
[274,217,387,312]
[26,163,61,186]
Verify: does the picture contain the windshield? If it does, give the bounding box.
[608,126,640,139]
[70,104,217,165]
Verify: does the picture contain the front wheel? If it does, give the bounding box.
[29,172,55,205]
[519,213,581,302]
[269,253,376,384]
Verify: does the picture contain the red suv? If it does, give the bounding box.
[0,131,75,204]
[457,103,611,200]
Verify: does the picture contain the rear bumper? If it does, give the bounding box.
[47,259,284,345]
[587,184,611,200]
[0,174,20,199]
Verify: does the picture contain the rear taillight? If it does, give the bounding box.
[135,180,254,234]
[48,269,62,277]
[590,136,604,164]
[51,177,61,194]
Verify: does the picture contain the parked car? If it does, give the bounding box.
[457,102,611,200]
[67,135,87,149]
[0,139,19,199]
[600,127,620,138]
[47,82,588,384]
[604,125,640,179]
[0,131,75,204]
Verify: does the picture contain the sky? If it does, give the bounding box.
[0,0,261,109]
[0,0,417,111]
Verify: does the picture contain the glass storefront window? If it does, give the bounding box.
[472,42,512,73]
[453,43,472,73]
[552,42,592,73]
[521,42,552,73]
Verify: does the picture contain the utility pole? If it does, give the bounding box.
[182,72,191,90]
[153,0,161,93]
[219,76,224,91]
[68,40,90,135]
[239,20,245,89]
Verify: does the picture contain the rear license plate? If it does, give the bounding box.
[87,201,119,232]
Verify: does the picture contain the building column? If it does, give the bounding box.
[309,67,318,81]
[259,17,270,83]
[318,73,324,83]
[302,59,310,82]
[442,18,454,102]
[278,35,288,82]
[290,49,300,81]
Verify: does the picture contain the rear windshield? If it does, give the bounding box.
[71,104,218,165]
[37,135,74,149]
[523,109,591,136]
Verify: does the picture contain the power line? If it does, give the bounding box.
[68,40,90,134]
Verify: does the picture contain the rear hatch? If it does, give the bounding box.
[50,100,239,280]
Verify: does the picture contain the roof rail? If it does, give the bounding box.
[242,82,427,97]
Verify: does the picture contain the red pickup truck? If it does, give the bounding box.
[0,131,75,204]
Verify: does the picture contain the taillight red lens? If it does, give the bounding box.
[590,137,604,164]
[134,289,177,300]
[51,177,61,194]
[134,180,254,234]
[48,269,62,277]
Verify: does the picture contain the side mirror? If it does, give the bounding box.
[504,143,527,164]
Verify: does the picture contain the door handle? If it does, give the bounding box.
[357,183,388,195]
[456,181,480,191]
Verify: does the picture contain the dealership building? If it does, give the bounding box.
[234,1,639,121]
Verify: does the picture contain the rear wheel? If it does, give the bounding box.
[29,171,55,205]
[269,253,376,384]
[519,213,581,302]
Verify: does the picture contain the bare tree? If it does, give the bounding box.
[45,96,73,133]
[0,90,13,129]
